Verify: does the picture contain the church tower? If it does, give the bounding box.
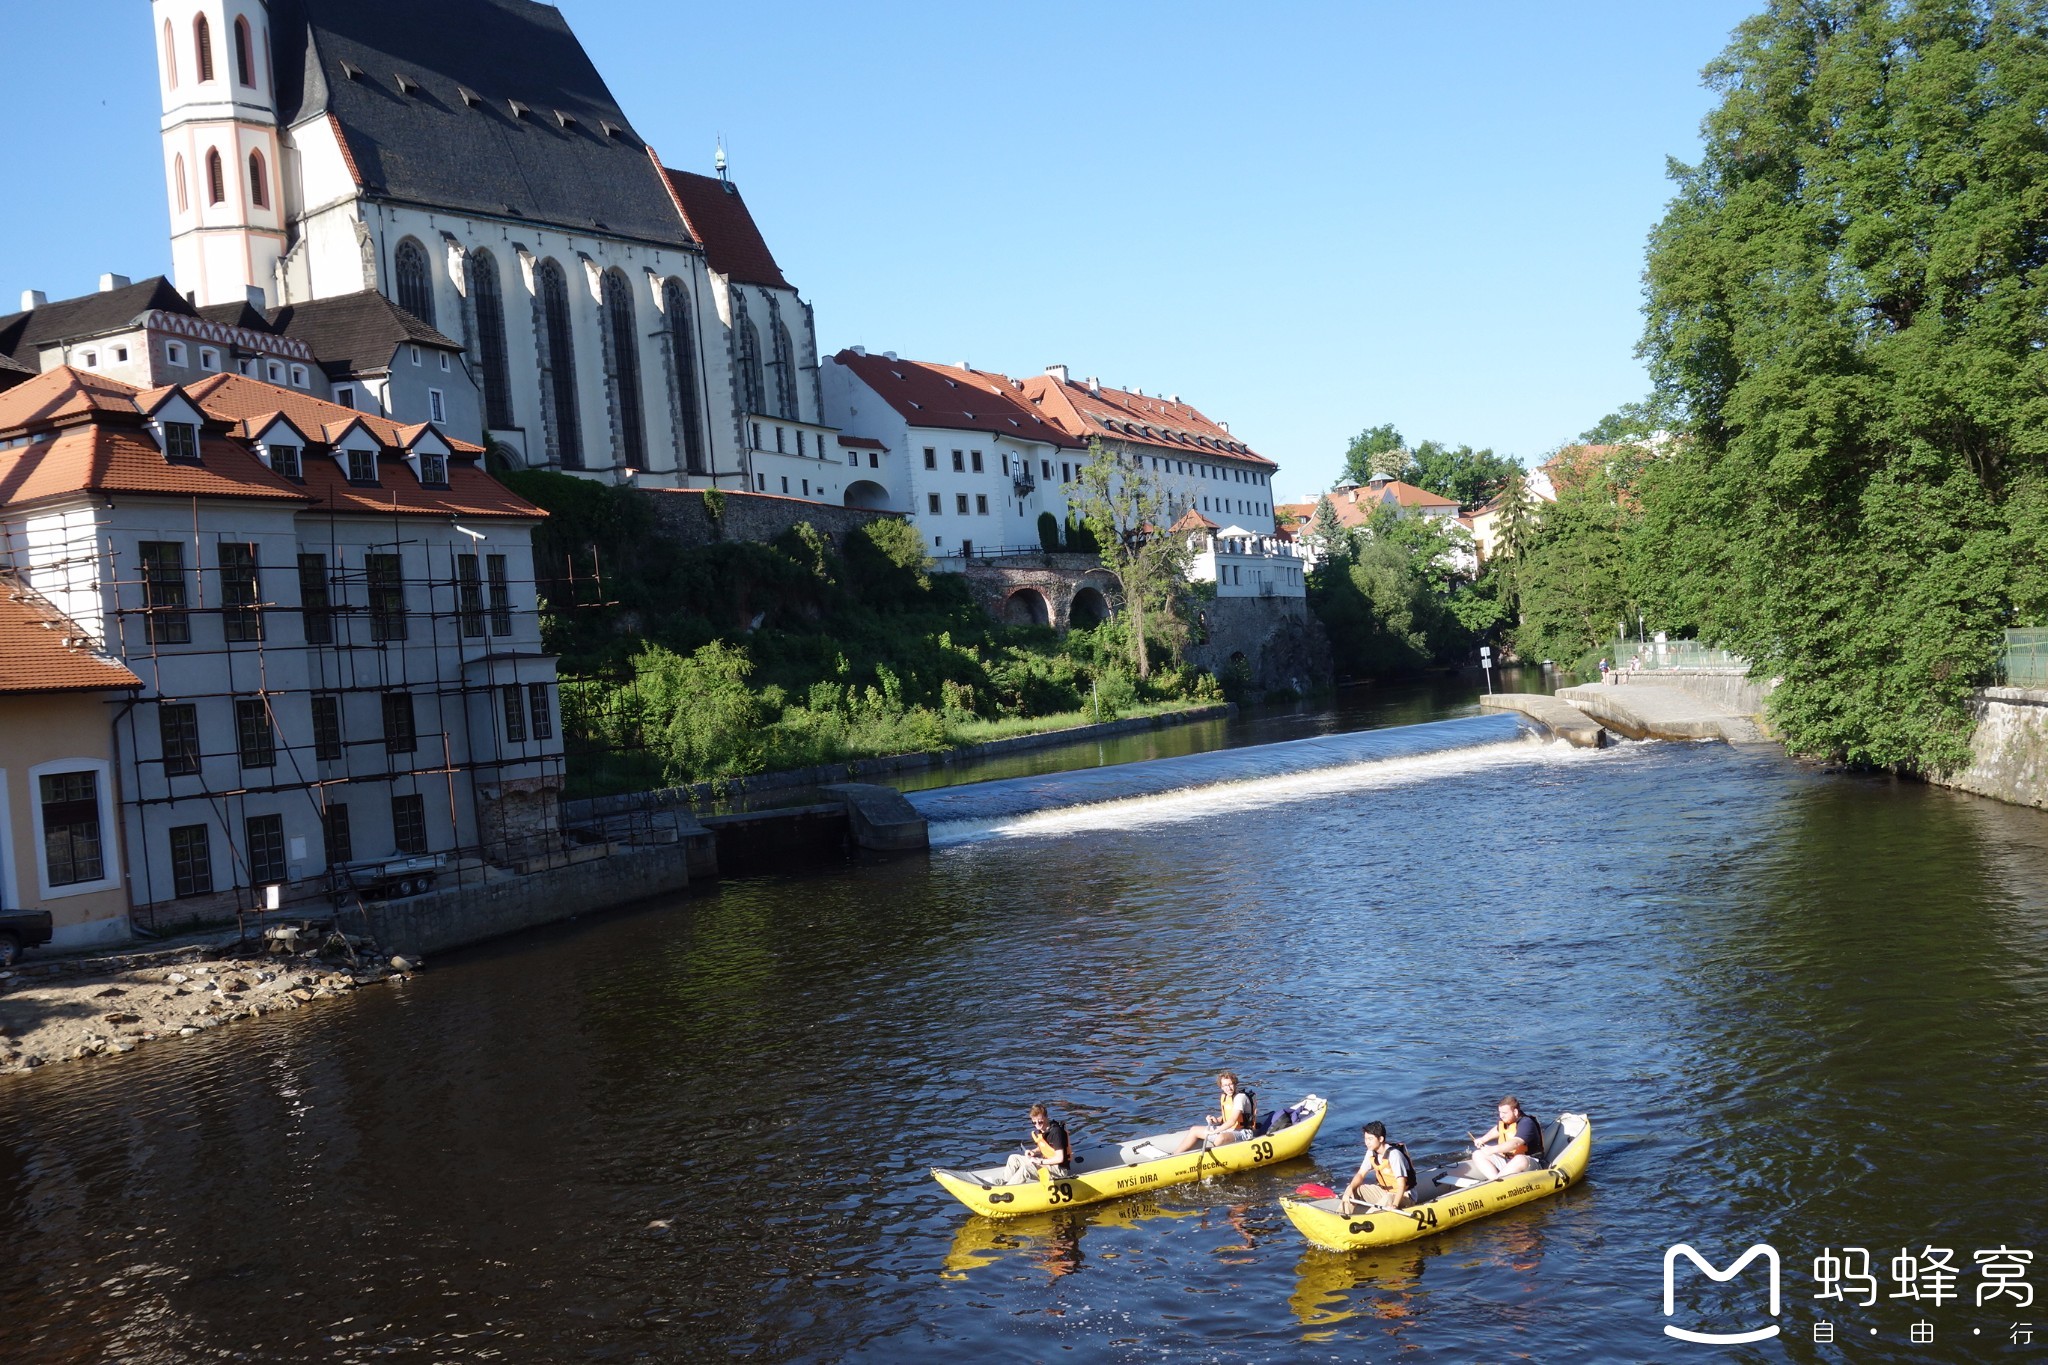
[154,1,286,307]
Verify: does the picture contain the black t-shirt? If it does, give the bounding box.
[1031,1120,1071,1164]
[1512,1115,1545,1162]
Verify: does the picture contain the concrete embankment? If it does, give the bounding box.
[1554,681,1769,743]
[1939,687,2048,811]
[1478,694,1609,747]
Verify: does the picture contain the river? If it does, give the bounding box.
[2,679,2045,1362]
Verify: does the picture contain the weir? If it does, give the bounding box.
[904,712,1533,830]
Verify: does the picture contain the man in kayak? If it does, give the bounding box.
[1340,1121,1414,1212]
[1002,1103,1072,1184]
[1166,1071,1254,1154]
[1468,1095,1545,1178]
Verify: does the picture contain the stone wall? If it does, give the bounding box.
[1186,597,1333,696]
[637,488,900,551]
[1648,667,1776,718]
[1935,687,2048,811]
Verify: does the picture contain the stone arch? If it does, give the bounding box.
[394,236,436,327]
[1001,587,1052,628]
[844,479,889,510]
[1068,585,1111,628]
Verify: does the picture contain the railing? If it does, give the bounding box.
[2000,627,2048,688]
[1564,639,1748,679]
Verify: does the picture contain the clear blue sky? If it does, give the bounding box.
[0,1,1756,496]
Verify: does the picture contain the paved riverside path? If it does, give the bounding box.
[1554,681,1769,743]
[1479,693,1610,747]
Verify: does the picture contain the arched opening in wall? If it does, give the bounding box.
[163,19,178,87]
[601,268,646,469]
[174,154,188,212]
[248,150,268,208]
[844,480,889,511]
[1069,586,1111,629]
[193,14,214,82]
[470,249,513,429]
[1001,588,1052,628]
[393,238,435,327]
[535,258,582,469]
[205,149,224,205]
[661,277,707,475]
[234,16,255,86]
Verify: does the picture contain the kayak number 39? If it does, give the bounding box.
[1252,1140,1275,1161]
[1046,1182,1075,1204]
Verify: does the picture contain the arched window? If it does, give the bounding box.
[205,148,225,205]
[234,16,255,87]
[470,250,513,429]
[248,150,268,208]
[174,154,189,212]
[194,15,214,82]
[732,294,765,418]
[163,19,178,88]
[773,318,800,419]
[393,238,435,327]
[602,269,647,468]
[536,259,581,468]
[662,278,707,475]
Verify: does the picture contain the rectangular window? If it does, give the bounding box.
[951,450,964,472]
[312,694,342,761]
[429,389,447,423]
[335,385,355,410]
[975,493,989,515]
[869,452,878,469]
[236,698,276,769]
[410,345,422,367]
[1062,463,1072,483]
[927,492,941,515]
[270,443,301,479]
[456,554,485,637]
[775,426,786,453]
[797,431,807,457]
[847,450,858,467]
[751,422,763,449]
[163,422,199,461]
[923,448,936,469]
[528,682,554,740]
[166,341,186,366]
[39,771,104,886]
[955,493,970,515]
[219,542,262,642]
[159,703,200,776]
[1000,453,1010,475]
[170,824,213,898]
[419,449,447,484]
[367,553,407,641]
[346,448,377,483]
[392,794,427,855]
[382,691,417,754]
[298,554,332,644]
[323,803,352,865]
[971,450,983,472]
[502,683,526,742]
[246,813,286,885]
[1042,460,1051,479]
[756,473,765,490]
[139,541,191,644]
[801,479,810,497]
[486,554,512,635]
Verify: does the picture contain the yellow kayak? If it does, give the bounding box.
[932,1095,1329,1218]
[1282,1112,1591,1251]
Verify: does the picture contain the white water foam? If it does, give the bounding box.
[929,733,1598,847]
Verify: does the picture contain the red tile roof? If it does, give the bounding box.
[0,426,311,510]
[1170,507,1220,533]
[661,169,792,289]
[1018,373,1275,469]
[0,366,154,432]
[836,434,886,451]
[0,573,141,695]
[175,372,485,454]
[1276,481,1458,532]
[831,352,1082,448]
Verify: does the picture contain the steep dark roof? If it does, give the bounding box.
[0,354,34,393]
[267,290,462,377]
[268,0,692,249]
[197,300,276,332]
[0,277,194,368]
[662,170,790,289]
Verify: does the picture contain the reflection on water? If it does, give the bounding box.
[1,709,2045,1362]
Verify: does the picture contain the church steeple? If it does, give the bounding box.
[154,1,286,306]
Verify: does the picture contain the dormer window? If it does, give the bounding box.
[163,421,199,461]
[457,86,481,108]
[345,448,377,484]
[418,450,447,485]
[270,444,301,479]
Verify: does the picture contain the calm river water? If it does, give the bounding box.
[3,682,2046,1362]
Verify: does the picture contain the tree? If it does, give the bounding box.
[1578,397,1674,446]
[1306,495,1351,565]
[1340,423,1406,485]
[1404,440,1523,508]
[1635,0,2048,772]
[1514,469,1641,667]
[1068,438,1194,680]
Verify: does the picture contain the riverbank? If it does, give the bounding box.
[0,936,405,1076]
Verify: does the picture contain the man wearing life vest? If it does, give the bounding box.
[1468,1095,1545,1178]
[1166,1072,1256,1154]
[1002,1103,1073,1185]
[1340,1121,1414,1212]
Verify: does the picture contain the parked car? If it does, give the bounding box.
[0,910,54,968]
[335,854,445,902]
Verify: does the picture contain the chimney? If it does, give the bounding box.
[98,273,131,293]
[20,289,47,310]
[883,350,898,361]
[1168,394,1180,404]
[958,360,971,372]
[1086,376,1100,394]
[1045,364,1069,384]
[1219,421,1230,433]
[848,345,867,356]
[246,285,268,309]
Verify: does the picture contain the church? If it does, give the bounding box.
[151,0,825,487]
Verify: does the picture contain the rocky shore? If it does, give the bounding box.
[0,938,414,1076]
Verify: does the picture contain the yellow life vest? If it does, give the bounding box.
[1496,1118,1518,1147]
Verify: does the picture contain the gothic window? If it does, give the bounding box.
[602,269,646,468]
[174,154,188,212]
[393,238,435,327]
[733,295,765,417]
[163,19,178,88]
[205,149,224,205]
[248,150,268,208]
[773,318,799,420]
[194,15,214,82]
[470,250,513,428]
[536,258,582,468]
[662,278,707,475]
[234,16,255,87]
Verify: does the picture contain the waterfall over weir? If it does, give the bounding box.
[907,712,1543,843]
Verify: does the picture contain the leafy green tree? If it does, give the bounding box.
[1514,470,1641,667]
[1340,423,1406,485]
[1635,0,2048,772]
[1404,440,1522,508]
[1037,510,1062,553]
[1068,438,1195,680]
[1578,398,1674,446]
